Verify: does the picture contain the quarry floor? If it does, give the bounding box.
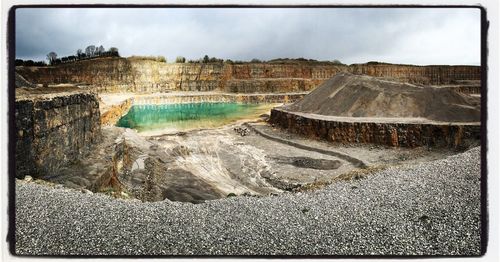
[44,116,462,203]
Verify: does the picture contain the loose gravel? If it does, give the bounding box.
[14,147,482,256]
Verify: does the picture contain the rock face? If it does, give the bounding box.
[131,93,306,105]
[349,63,480,85]
[15,91,101,178]
[270,109,480,148]
[15,58,480,93]
[100,98,133,126]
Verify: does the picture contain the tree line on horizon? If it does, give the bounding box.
[46,45,120,65]
[16,49,345,67]
[178,55,343,65]
[16,45,120,67]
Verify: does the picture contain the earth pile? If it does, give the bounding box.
[285,73,480,123]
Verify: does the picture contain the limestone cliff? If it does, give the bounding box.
[15,58,480,93]
[15,90,101,178]
[270,108,480,148]
[349,63,480,85]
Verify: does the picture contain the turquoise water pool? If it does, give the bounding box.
[116,102,276,133]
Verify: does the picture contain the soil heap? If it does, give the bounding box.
[284,73,480,123]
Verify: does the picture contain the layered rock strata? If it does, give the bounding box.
[269,109,480,148]
[15,91,101,178]
[16,58,481,93]
[349,63,480,85]
[131,93,306,105]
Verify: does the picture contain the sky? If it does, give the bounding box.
[15,7,481,65]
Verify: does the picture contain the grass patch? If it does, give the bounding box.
[98,186,132,199]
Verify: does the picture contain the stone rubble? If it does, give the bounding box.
[233,126,251,136]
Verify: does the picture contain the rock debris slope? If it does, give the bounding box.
[285,73,480,123]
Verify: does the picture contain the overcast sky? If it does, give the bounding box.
[15,7,481,65]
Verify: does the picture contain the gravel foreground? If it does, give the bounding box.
[14,147,482,256]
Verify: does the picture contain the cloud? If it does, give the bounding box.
[15,7,481,65]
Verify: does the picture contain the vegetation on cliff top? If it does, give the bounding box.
[46,45,120,66]
[182,55,344,65]
[15,45,121,67]
[128,55,167,63]
[17,47,352,67]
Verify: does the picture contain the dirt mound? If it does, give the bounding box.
[285,73,480,122]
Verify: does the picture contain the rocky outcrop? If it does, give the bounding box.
[15,91,101,178]
[15,58,481,93]
[269,108,480,148]
[100,98,133,126]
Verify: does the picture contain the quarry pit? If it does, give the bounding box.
[14,59,481,203]
[13,58,483,256]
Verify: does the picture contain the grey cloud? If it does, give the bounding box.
[15,7,480,65]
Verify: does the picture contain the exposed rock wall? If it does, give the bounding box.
[269,108,480,148]
[15,58,481,93]
[15,92,101,178]
[131,93,306,105]
[349,64,480,85]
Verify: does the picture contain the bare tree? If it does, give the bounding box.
[46,52,57,65]
[76,49,83,58]
[85,45,96,57]
[97,45,105,56]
